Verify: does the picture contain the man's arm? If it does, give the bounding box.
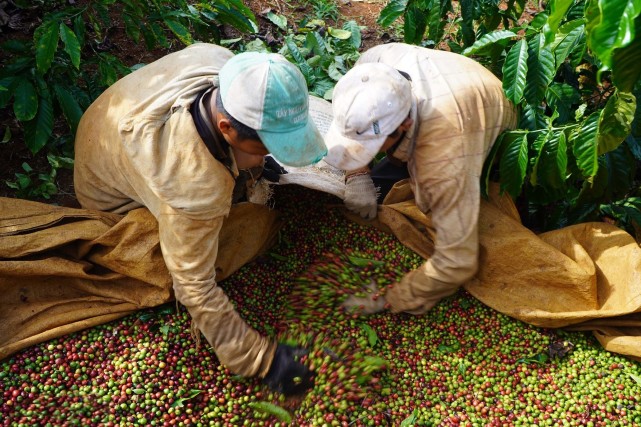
[157,203,276,377]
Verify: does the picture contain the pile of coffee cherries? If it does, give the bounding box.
[2,186,640,426]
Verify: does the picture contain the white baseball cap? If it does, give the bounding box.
[324,63,412,171]
[219,52,327,167]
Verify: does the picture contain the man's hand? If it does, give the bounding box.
[341,280,388,315]
[262,344,314,396]
[344,173,378,219]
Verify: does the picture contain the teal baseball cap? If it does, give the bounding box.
[219,52,327,167]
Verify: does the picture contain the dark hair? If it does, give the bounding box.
[215,90,260,141]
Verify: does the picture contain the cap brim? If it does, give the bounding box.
[323,120,386,171]
[258,118,327,167]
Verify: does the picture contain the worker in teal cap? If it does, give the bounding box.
[74,44,327,395]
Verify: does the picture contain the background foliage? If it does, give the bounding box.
[2,0,640,237]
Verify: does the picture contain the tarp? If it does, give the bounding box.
[2,179,641,362]
[0,197,279,361]
[373,180,641,361]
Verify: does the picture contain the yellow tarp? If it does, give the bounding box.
[0,197,278,360]
[2,182,641,362]
[373,181,641,361]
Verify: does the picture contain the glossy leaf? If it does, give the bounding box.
[572,111,600,179]
[460,0,475,46]
[529,131,551,186]
[524,33,556,106]
[53,84,83,134]
[481,131,508,197]
[586,0,641,70]
[543,0,575,43]
[377,0,408,27]
[539,130,568,189]
[266,11,287,30]
[23,93,54,154]
[499,133,529,197]
[598,91,637,155]
[502,39,528,104]
[545,83,580,124]
[328,28,352,40]
[611,14,641,92]
[35,20,59,74]
[520,103,547,131]
[163,18,193,45]
[404,1,428,45]
[550,19,585,71]
[59,23,81,69]
[343,20,362,49]
[462,30,516,56]
[13,78,38,122]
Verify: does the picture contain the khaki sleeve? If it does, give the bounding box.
[385,174,480,314]
[157,203,276,378]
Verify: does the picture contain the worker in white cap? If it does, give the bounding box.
[324,43,517,315]
[74,44,326,394]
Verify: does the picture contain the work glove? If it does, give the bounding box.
[262,156,288,183]
[341,280,388,315]
[344,173,378,219]
[262,344,314,396]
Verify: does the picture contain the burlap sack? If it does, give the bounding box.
[0,198,279,361]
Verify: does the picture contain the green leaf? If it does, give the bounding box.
[538,130,568,189]
[285,37,313,81]
[481,131,508,198]
[133,389,145,395]
[403,1,428,45]
[586,0,641,71]
[123,14,141,43]
[524,33,556,106]
[13,79,38,122]
[502,39,528,104]
[598,91,636,155]
[545,83,580,124]
[328,28,352,40]
[517,352,549,364]
[53,85,83,134]
[401,409,418,426]
[377,0,408,27]
[59,23,81,69]
[23,92,54,154]
[460,0,475,46]
[462,30,516,56]
[611,14,641,92]
[163,19,193,45]
[268,252,288,261]
[99,60,118,87]
[159,324,170,337]
[360,323,378,347]
[550,19,586,72]
[543,0,576,43]
[35,20,59,74]
[499,133,529,198]
[248,402,292,423]
[529,131,551,186]
[520,103,547,130]
[343,20,362,49]
[572,111,600,179]
[265,11,287,30]
[171,390,202,408]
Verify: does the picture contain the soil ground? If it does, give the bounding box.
[0,0,389,207]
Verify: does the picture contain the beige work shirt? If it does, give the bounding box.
[358,44,518,314]
[74,43,275,377]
